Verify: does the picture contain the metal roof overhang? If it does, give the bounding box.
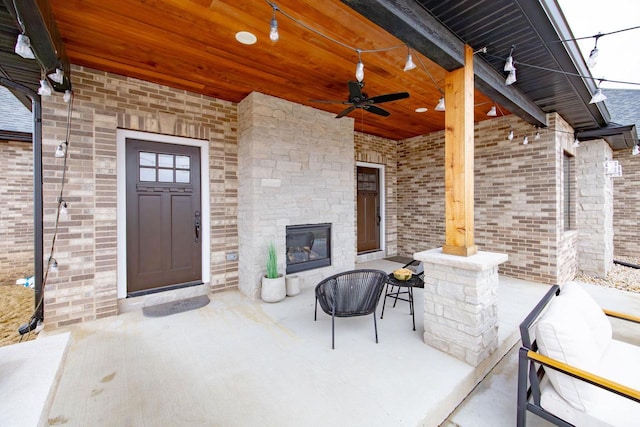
[577,125,638,150]
[341,0,637,149]
[0,0,70,109]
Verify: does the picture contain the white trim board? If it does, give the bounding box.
[356,161,386,254]
[116,129,211,299]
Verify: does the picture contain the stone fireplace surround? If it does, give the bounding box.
[237,92,356,299]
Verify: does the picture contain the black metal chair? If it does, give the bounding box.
[314,269,387,349]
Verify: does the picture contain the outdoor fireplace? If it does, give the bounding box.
[286,223,331,273]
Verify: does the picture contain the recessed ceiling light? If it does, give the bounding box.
[415,107,428,113]
[235,31,257,45]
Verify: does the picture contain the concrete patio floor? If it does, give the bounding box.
[2,260,639,426]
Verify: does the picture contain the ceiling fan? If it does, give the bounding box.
[310,81,410,118]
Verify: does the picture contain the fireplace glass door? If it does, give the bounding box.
[286,223,331,273]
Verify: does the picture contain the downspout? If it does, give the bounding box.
[1,77,44,322]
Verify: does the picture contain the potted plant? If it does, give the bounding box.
[261,242,286,302]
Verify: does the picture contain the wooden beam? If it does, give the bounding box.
[443,45,476,257]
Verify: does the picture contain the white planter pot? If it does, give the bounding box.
[261,275,286,302]
[286,275,301,296]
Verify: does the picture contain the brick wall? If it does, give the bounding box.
[41,65,238,328]
[397,113,578,285]
[0,140,33,273]
[397,131,445,254]
[354,131,398,258]
[613,148,640,258]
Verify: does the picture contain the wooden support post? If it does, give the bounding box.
[442,45,477,257]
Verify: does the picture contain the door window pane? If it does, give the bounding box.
[140,167,156,182]
[175,170,190,183]
[158,169,174,182]
[139,152,156,167]
[176,156,190,170]
[158,154,174,168]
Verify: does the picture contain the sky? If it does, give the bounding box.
[557,0,640,89]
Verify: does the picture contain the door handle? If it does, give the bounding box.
[194,211,201,243]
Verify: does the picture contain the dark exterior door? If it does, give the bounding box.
[357,166,381,253]
[126,139,202,295]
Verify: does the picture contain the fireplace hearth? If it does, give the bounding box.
[286,223,331,274]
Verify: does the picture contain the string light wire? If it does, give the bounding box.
[19,91,74,342]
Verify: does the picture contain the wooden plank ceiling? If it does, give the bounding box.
[47,0,499,140]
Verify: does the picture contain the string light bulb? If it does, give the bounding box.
[48,68,64,84]
[522,135,529,145]
[486,105,497,117]
[633,145,640,156]
[504,45,516,72]
[55,141,68,158]
[505,68,517,85]
[59,198,68,217]
[14,34,35,59]
[586,35,601,68]
[404,51,416,72]
[269,15,280,43]
[573,136,581,147]
[535,129,541,140]
[434,97,445,111]
[38,79,53,96]
[355,50,364,82]
[590,80,607,104]
[507,128,514,140]
[63,90,72,103]
[49,257,59,273]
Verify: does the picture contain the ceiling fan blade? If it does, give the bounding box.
[347,81,363,99]
[368,92,410,104]
[336,105,356,118]
[363,105,390,116]
[309,99,349,104]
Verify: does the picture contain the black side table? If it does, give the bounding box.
[380,273,424,331]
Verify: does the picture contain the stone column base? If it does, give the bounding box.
[415,248,508,367]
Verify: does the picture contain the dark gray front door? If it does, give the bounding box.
[126,139,202,295]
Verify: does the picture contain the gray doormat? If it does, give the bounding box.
[142,295,210,317]
[384,256,413,264]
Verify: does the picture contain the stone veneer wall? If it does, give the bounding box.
[237,92,356,299]
[0,140,33,273]
[613,148,640,258]
[354,131,398,258]
[397,113,579,285]
[576,139,613,276]
[41,65,238,328]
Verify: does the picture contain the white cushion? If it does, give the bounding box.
[541,339,640,426]
[536,294,601,411]
[561,281,612,350]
